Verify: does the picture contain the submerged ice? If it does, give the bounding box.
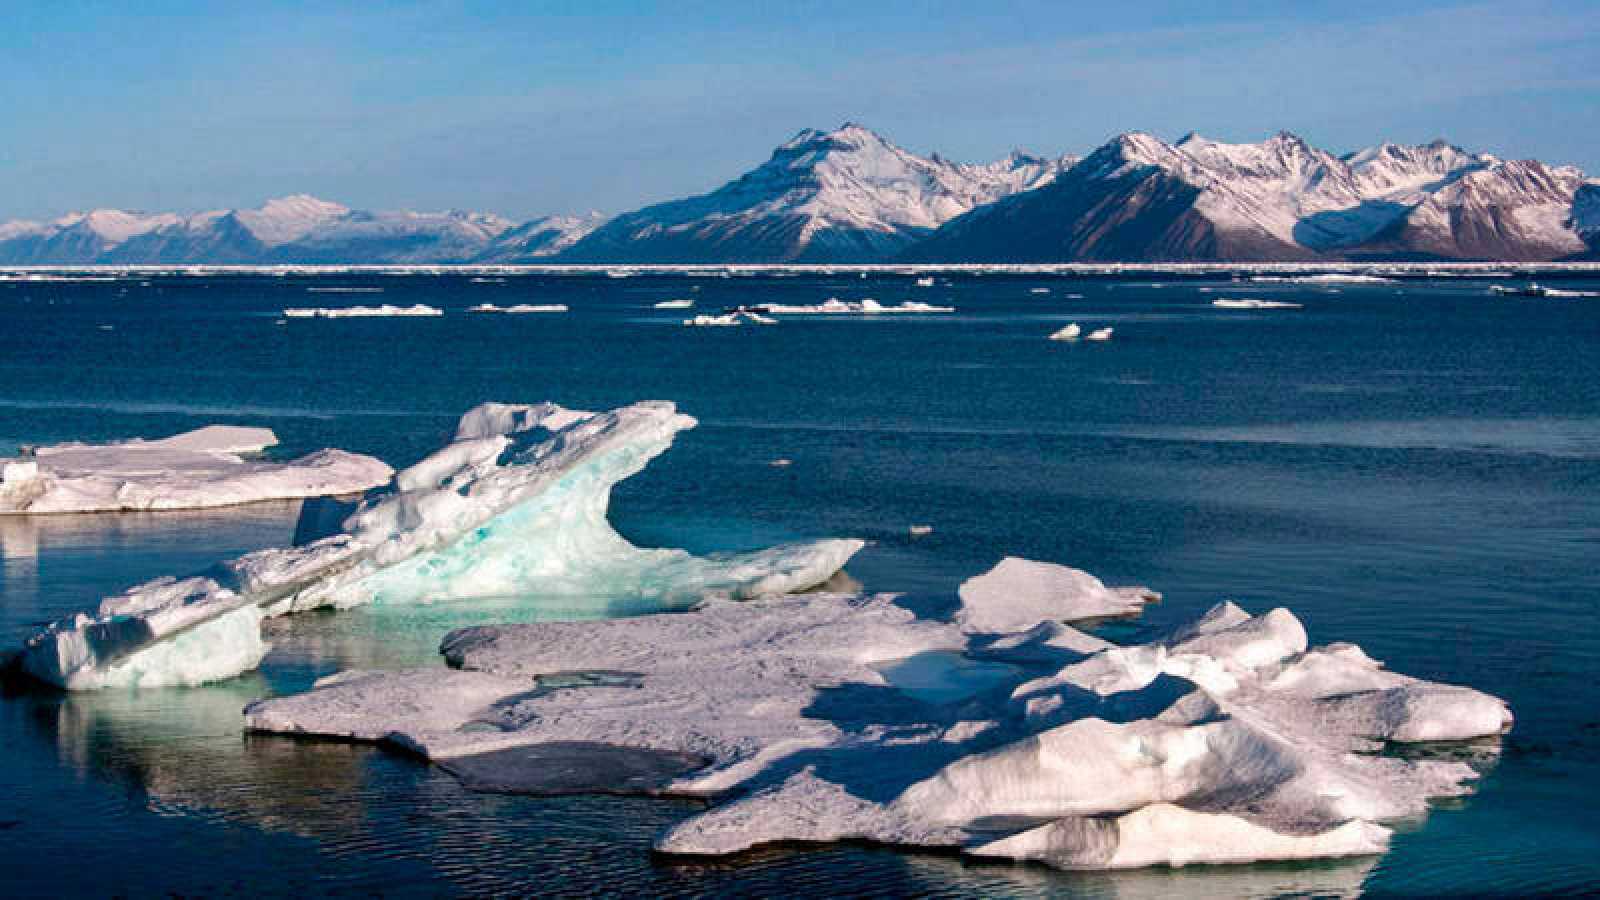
[10,402,861,689]
[245,557,1510,873]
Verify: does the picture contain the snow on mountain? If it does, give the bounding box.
[911,130,1586,262]
[0,197,531,264]
[1,126,1590,264]
[477,212,608,262]
[1343,140,1488,198]
[1355,160,1589,260]
[909,131,1312,262]
[234,195,351,246]
[558,123,1075,263]
[265,207,517,264]
[0,219,48,241]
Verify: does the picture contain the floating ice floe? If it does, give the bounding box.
[915,277,935,287]
[244,556,1509,872]
[956,557,1156,633]
[466,303,568,313]
[305,286,384,293]
[0,426,392,515]
[1086,327,1114,341]
[1212,298,1304,309]
[653,298,695,309]
[1030,287,1051,294]
[10,402,860,689]
[756,298,954,315]
[683,310,777,327]
[282,304,442,318]
[1047,323,1081,341]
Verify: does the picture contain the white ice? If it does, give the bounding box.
[1250,274,1395,284]
[682,311,777,326]
[757,298,953,314]
[466,303,568,313]
[0,426,392,515]
[653,298,695,308]
[12,402,861,689]
[956,557,1157,633]
[282,304,443,318]
[1048,323,1081,341]
[245,556,1510,873]
[1212,298,1304,309]
[1086,327,1114,341]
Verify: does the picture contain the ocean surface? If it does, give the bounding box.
[1,270,1597,897]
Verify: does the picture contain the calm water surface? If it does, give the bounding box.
[1,272,1597,896]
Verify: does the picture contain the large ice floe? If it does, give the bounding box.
[282,304,443,318]
[9,402,861,689]
[0,426,392,515]
[244,554,1510,872]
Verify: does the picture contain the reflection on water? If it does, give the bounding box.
[0,504,1409,897]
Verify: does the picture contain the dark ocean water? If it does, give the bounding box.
[1,271,1597,896]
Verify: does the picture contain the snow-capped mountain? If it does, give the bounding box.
[557,124,1075,263]
[910,131,1591,262]
[1353,160,1590,260]
[0,196,533,265]
[2,125,1591,264]
[476,212,608,262]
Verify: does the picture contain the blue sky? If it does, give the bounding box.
[2,1,1596,221]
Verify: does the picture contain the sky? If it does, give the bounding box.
[2,0,1597,222]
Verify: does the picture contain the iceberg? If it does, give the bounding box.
[282,304,443,318]
[0,426,392,515]
[9,402,861,690]
[245,557,1510,873]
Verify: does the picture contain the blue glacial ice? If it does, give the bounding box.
[10,401,862,689]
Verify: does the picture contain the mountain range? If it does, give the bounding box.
[4,125,1595,264]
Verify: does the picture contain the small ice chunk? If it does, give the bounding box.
[1085,327,1114,341]
[956,557,1157,633]
[1048,323,1081,341]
